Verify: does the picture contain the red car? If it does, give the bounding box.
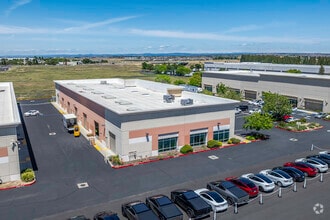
[283,162,317,177]
[225,177,259,198]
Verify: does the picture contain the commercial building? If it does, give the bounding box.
[0,82,21,183]
[202,70,330,112]
[55,79,239,162]
[204,62,330,74]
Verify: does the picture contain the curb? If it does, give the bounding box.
[275,126,323,133]
[111,140,256,169]
[0,179,36,191]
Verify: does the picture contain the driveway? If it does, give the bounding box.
[0,102,329,220]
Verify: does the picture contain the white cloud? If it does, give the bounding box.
[5,0,32,16]
[129,28,324,44]
[224,24,261,34]
[62,16,138,32]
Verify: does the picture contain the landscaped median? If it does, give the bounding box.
[276,118,323,132]
[109,136,263,169]
[0,168,36,190]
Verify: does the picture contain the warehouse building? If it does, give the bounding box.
[202,70,330,112]
[204,62,330,74]
[54,79,239,162]
[0,82,21,183]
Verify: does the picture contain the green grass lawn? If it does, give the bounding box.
[0,64,188,100]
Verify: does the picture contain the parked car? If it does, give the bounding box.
[24,110,40,117]
[314,112,328,119]
[170,189,212,219]
[295,158,328,173]
[145,194,183,220]
[225,177,259,198]
[259,169,293,187]
[283,161,318,177]
[248,108,261,114]
[285,117,299,123]
[194,188,228,212]
[241,173,275,192]
[206,180,249,205]
[122,200,158,220]
[94,211,120,220]
[237,105,249,112]
[68,215,90,220]
[272,166,305,182]
[307,151,330,165]
[282,115,293,121]
[235,107,242,114]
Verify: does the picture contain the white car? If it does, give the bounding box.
[235,107,242,114]
[295,158,328,173]
[249,108,261,114]
[24,110,40,117]
[260,169,293,187]
[241,173,275,192]
[194,188,228,212]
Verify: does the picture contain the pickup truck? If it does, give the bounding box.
[171,189,212,219]
[146,194,183,220]
[207,180,249,205]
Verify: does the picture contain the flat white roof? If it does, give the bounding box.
[0,82,21,127]
[204,70,330,80]
[55,79,239,114]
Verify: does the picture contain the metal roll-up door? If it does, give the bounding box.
[244,90,257,100]
[304,99,323,111]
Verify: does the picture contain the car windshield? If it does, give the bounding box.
[221,181,236,189]
[311,158,327,165]
[132,203,149,214]
[183,191,199,200]
[239,177,256,188]
[256,174,273,183]
[156,196,172,206]
[275,170,291,179]
[206,191,224,203]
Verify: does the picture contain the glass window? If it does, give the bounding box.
[190,132,207,146]
[213,129,230,142]
[158,137,178,152]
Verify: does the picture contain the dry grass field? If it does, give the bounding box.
[0,61,190,100]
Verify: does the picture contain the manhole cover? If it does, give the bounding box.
[208,155,219,160]
[289,138,298,142]
[77,182,89,189]
[49,132,56,136]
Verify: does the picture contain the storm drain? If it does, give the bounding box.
[208,155,219,160]
[77,182,89,189]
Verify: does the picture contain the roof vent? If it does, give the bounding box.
[102,95,116,99]
[163,94,175,103]
[100,80,107,84]
[92,91,104,94]
[181,98,193,106]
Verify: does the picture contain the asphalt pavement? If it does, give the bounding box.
[0,102,329,220]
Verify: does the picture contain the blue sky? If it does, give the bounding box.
[0,0,329,55]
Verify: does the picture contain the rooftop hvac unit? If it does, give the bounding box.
[163,94,175,103]
[181,98,193,106]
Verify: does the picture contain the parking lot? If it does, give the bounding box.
[0,101,329,220]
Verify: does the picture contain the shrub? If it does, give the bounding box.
[180,144,193,154]
[297,125,307,131]
[109,155,123,165]
[246,136,255,141]
[227,139,232,144]
[298,118,307,123]
[278,121,286,128]
[229,137,241,144]
[207,140,222,148]
[21,169,35,182]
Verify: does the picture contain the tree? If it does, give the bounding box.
[262,92,292,121]
[243,113,273,131]
[155,75,171,84]
[319,64,325,75]
[154,64,167,74]
[188,72,202,87]
[176,66,191,76]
